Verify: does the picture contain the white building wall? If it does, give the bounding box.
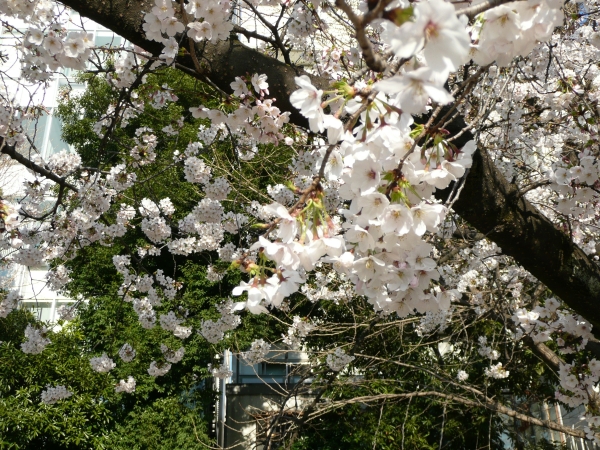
[0,13,123,323]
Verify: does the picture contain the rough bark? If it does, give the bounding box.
[58,0,326,126]
[457,148,600,328]
[45,0,600,334]
[438,115,600,331]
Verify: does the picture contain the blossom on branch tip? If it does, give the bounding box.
[375,68,453,115]
[115,376,136,393]
[41,385,72,404]
[383,0,470,74]
[251,73,269,95]
[90,353,116,373]
[290,75,323,120]
[187,21,212,42]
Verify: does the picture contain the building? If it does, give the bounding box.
[0,13,123,322]
[504,401,600,450]
[215,347,315,449]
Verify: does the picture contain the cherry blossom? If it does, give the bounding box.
[375,68,454,115]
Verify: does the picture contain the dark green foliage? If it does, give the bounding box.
[108,397,211,449]
[0,310,113,449]
[0,257,216,449]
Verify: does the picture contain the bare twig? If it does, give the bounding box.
[456,0,516,18]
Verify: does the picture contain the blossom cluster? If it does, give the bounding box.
[115,376,136,393]
[209,362,233,379]
[143,0,233,58]
[484,362,510,380]
[148,361,171,377]
[456,370,469,382]
[41,385,73,404]
[242,339,272,365]
[160,311,192,339]
[90,353,116,373]
[199,300,241,343]
[227,73,474,321]
[45,265,71,292]
[477,336,500,361]
[56,304,76,321]
[513,298,600,434]
[282,316,314,349]
[161,344,185,363]
[21,325,50,354]
[119,343,136,362]
[326,348,355,372]
[0,290,20,318]
[513,299,593,353]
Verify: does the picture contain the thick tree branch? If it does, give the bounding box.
[456,0,517,18]
[0,137,77,191]
[522,337,563,372]
[57,0,329,126]
[437,113,600,335]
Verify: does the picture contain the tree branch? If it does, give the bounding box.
[311,391,588,439]
[57,0,329,126]
[0,137,77,192]
[456,0,518,18]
